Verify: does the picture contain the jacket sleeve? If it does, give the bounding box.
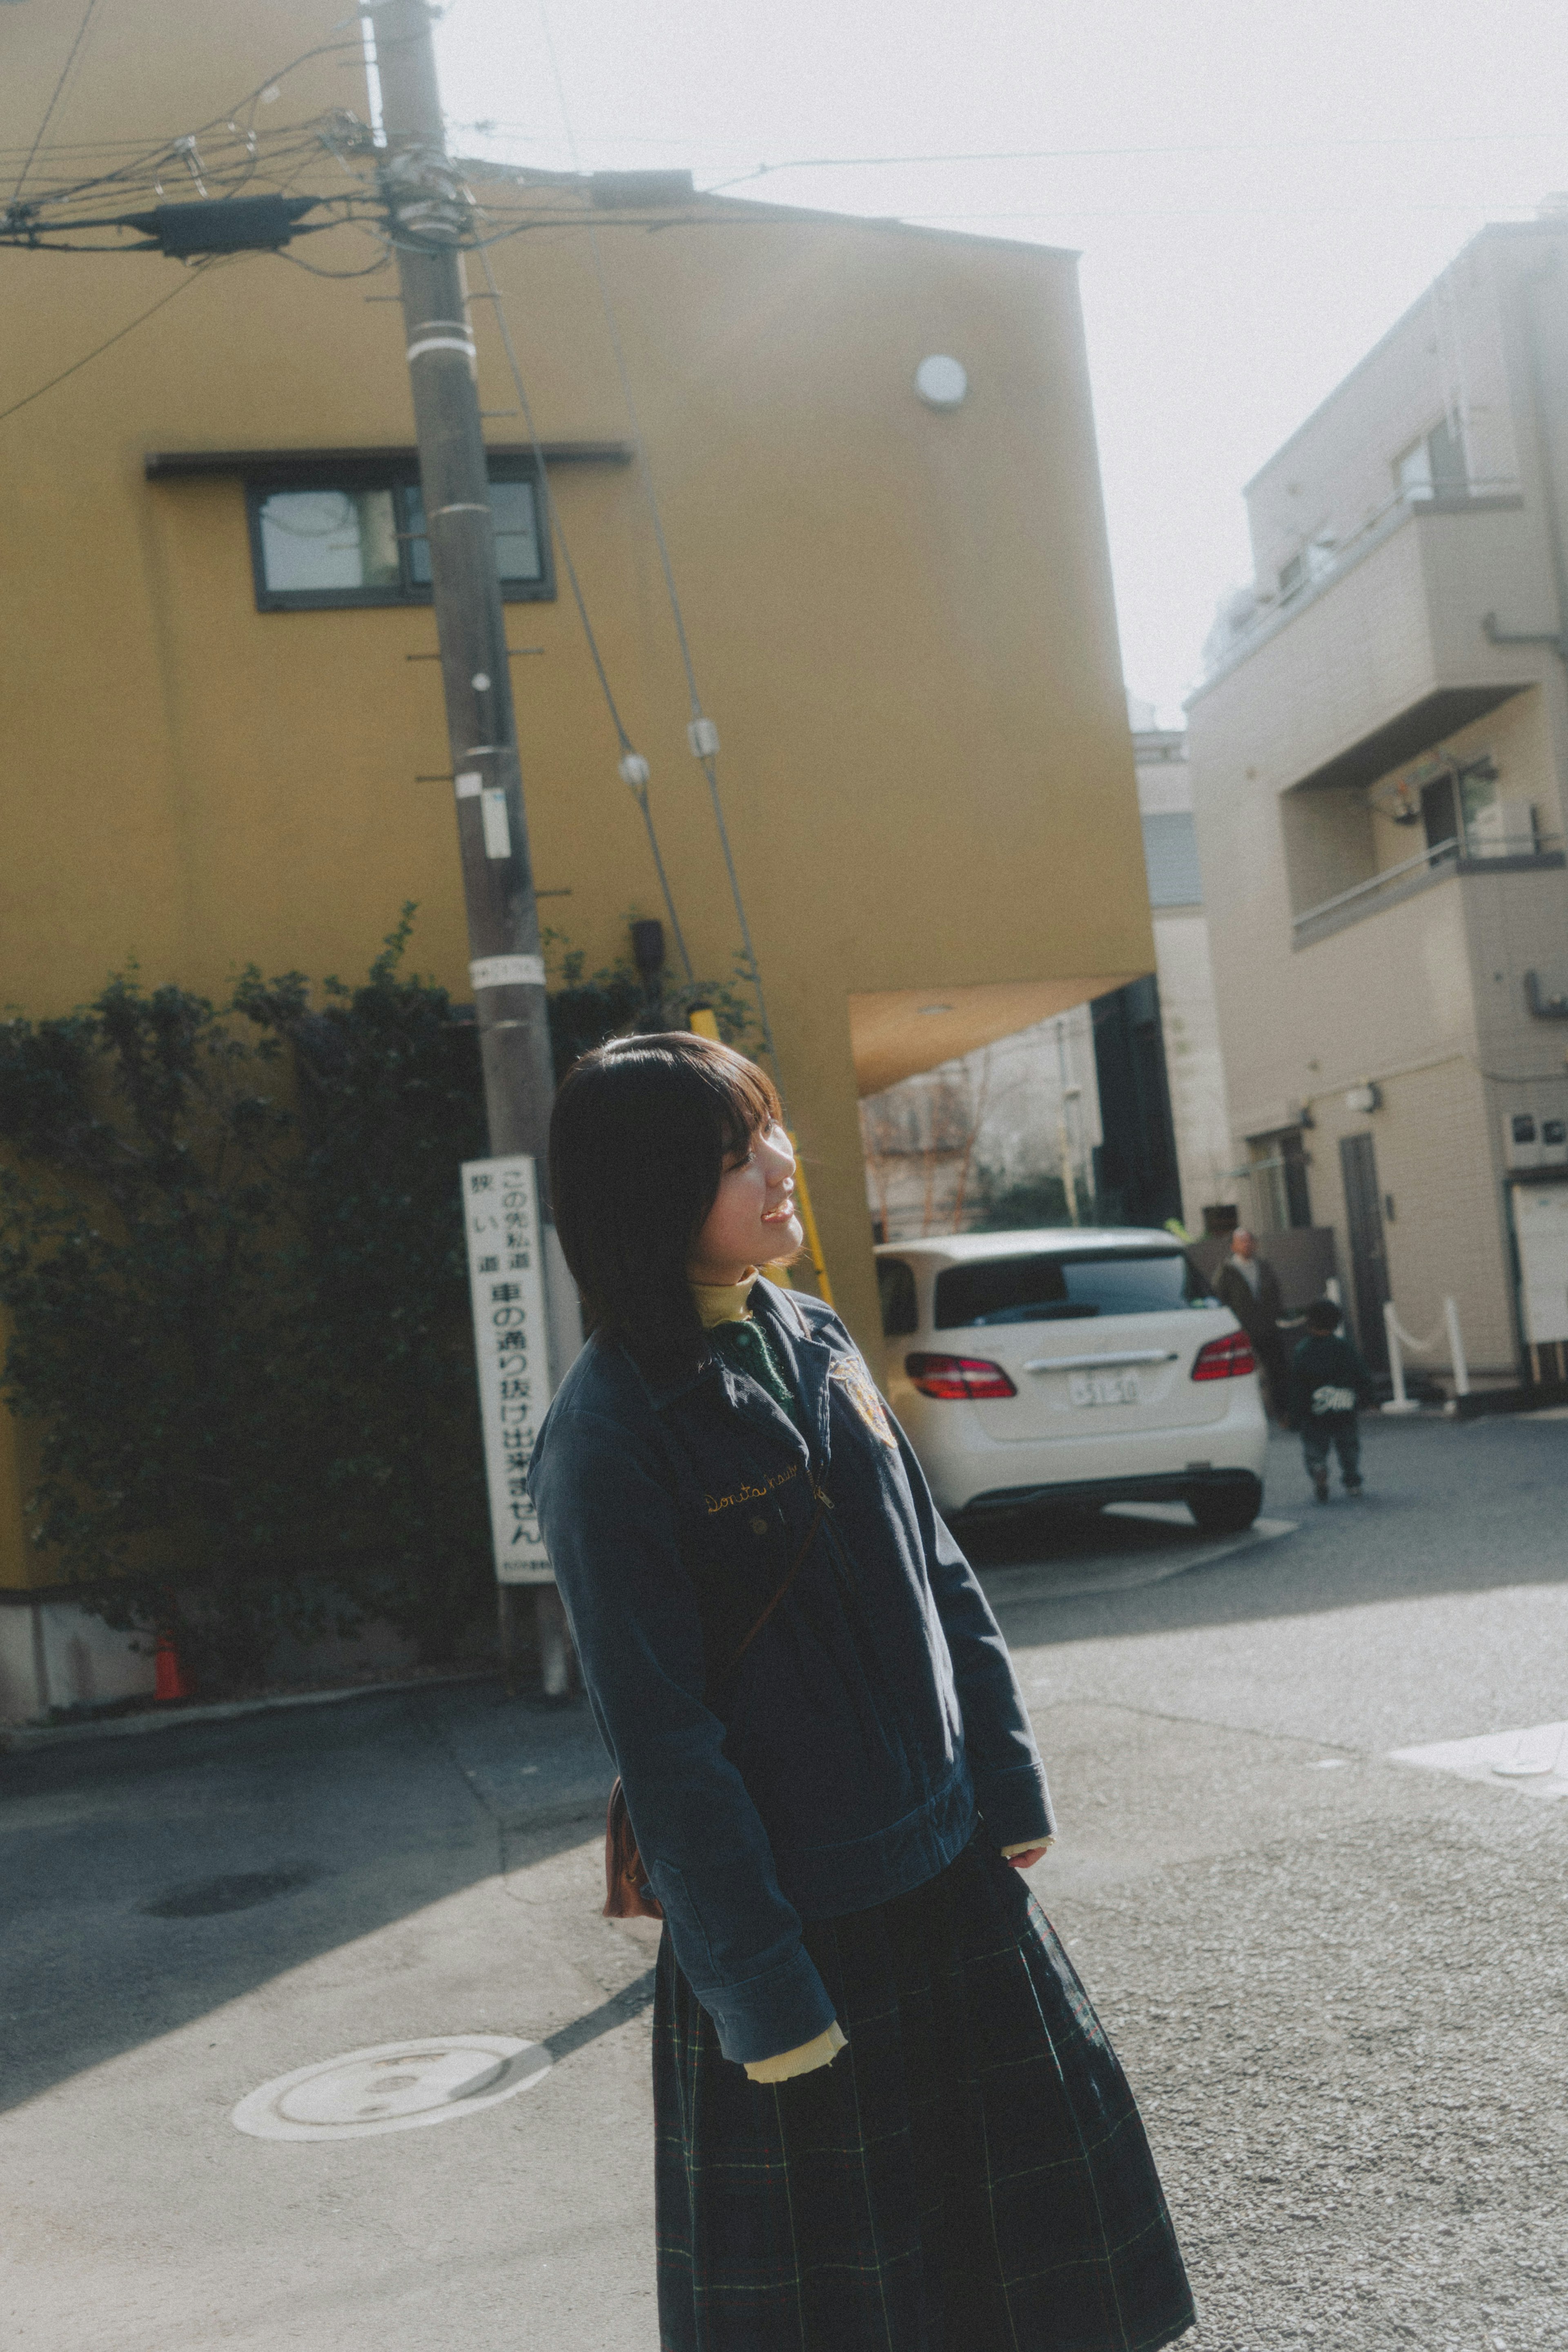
[891,1420,1055,1850]
[529,1402,836,2067]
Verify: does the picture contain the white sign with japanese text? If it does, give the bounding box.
[461,1155,555,1585]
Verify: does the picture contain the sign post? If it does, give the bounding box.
[461,1158,566,1677]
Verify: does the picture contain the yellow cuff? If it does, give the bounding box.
[1000,1837,1055,1859]
[744,2020,846,2083]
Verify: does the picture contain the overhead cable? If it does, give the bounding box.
[0,263,216,426]
[475,238,695,981]
[535,0,784,1081]
[11,0,101,205]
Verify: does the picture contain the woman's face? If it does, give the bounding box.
[688,1120,804,1285]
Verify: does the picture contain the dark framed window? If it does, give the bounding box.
[244,457,553,610]
[934,1248,1215,1331]
[877,1257,918,1338]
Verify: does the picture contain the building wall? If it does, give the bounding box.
[0,1,1152,1587]
[1132,721,1238,1230]
[1188,217,1568,1387]
[1152,906,1237,1224]
[1303,1058,1516,1373]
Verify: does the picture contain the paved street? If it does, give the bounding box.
[3,1412,1566,2352]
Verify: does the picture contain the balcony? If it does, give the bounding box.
[1203,482,1524,684]
[1187,488,1552,830]
[1291,827,1566,947]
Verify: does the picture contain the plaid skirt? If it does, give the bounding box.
[653,1835,1194,2352]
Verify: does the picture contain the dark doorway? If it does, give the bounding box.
[1090,976,1182,1229]
[1340,1131,1390,1371]
[1421,772,1460,865]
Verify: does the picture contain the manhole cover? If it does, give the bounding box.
[232,2036,552,2140]
[143,1868,318,1918]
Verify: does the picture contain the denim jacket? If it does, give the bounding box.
[527,1278,1054,2064]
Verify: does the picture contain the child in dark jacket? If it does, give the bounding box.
[1288,1299,1376,1502]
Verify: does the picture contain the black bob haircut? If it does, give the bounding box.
[549,1032,783,1374]
[1304,1297,1343,1332]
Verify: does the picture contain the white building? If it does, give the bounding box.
[1187,210,1568,1386]
[1129,701,1241,1234]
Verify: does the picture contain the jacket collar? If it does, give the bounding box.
[748,1278,834,1473]
[616,1278,834,1474]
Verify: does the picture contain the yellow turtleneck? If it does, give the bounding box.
[691,1269,759,1328]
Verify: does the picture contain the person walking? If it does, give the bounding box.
[1287,1296,1376,1502]
[1213,1228,1289,1419]
[529,1033,1195,2352]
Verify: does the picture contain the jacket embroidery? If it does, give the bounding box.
[829,1356,899,1449]
[703,1462,801,1516]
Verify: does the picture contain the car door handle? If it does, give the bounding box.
[1022,1350,1180,1372]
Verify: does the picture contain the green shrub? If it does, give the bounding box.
[0,912,750,1692]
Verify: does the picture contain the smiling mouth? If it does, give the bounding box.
[762,1196,797,1224]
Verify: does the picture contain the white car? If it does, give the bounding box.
[875,1227,1268,1533]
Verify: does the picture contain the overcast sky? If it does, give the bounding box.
[435,0,1568,725]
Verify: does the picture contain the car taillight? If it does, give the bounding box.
[1191,1331,1256,1381]
[905,1352,1018,1400]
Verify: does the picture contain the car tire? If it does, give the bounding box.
[1187,1476,1263,1534]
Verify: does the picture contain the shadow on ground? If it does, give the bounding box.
[0,1681,612,2116]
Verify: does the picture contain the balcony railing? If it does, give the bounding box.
[1205,478,1524,680]
[1292,829,1566,943]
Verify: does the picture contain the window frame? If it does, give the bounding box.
[243,454,555,612]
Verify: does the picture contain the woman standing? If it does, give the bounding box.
[530,1033,1194,2352]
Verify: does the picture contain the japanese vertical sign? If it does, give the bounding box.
[461,1155,554,1585]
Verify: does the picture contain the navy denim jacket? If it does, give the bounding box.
[528,1279,1054,2064]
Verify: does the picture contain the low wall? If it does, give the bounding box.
[0,1592,156,1728]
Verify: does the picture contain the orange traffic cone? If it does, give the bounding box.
[155,1633,193,1702]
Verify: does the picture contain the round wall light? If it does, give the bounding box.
[914,354,969,411]
[1344,1083,1382,1115]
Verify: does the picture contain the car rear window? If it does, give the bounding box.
[933,1250,1216,1328]
[877,1257,919,1337]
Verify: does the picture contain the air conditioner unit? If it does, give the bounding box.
[1505,1111,1543,1170]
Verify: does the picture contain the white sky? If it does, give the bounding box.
[435,0,1568,725]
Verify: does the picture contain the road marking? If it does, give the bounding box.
[232,2036,552,2142]
[1390,1720,1568,1802]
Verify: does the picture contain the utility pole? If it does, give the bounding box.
[372,0,579,1695]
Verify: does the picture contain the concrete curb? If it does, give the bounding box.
[0,1668,500,1757]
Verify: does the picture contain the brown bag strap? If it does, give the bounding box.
[714,1484,829,1687]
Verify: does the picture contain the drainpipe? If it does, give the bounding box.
[1483,250,1568,679]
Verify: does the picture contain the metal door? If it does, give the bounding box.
[1339,1132,1390,1371]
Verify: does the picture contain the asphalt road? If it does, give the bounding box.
[2,1412,1565,2352]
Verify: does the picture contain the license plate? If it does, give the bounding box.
[1069,1371,1141,1407]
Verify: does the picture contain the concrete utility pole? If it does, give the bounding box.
[372,0,578,1694]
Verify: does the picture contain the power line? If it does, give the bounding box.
[0,263,216,426]
[474,237,695,980]
[702,125,1568,192]
[11,0,102,204]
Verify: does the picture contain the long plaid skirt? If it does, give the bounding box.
[653,1835,1195,2352]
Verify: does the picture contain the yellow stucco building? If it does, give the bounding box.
[0,0,1152,1691]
